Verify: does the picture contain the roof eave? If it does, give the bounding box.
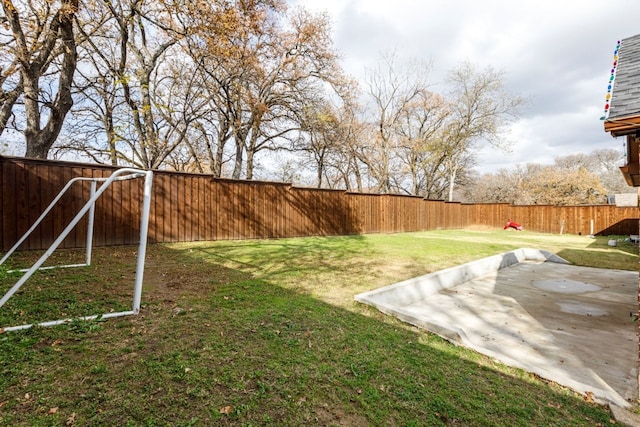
[604,114,640,137]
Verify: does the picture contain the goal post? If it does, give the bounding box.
[0,168,153,332]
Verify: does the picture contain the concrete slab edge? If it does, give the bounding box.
[354,248,569,308]
[610,404,640,427]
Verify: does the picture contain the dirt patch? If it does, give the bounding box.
[313,404,370,426]
[130,245,250,304]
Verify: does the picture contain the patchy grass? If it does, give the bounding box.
[0,229,634,425]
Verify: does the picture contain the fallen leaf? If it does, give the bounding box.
[219,405,233,414]
[48,407,59,414]
[0,401,8,408]
[51,339,63,347]
[66,412,76,426]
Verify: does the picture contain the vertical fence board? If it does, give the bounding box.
[96,168,112,247]
[37,164,54,249]
[195,176,203,241]
[26,163,42,250]
[15,161,30,250]
[158,173,168,243]
[161,174,172,242]
[201,177,209,241]
[2,160,16,250]
[169,173,178,242]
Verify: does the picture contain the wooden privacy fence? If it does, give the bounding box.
[1,156,639,251]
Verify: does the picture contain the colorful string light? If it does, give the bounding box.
[602,40,621,119]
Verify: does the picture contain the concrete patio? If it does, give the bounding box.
[355,249,638,408]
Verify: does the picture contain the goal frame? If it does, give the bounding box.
[0,168,153,332]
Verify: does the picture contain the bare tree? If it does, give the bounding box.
[1,0,79,158]
[109,0,191,169]
[183,0,286,177]
[61,0,193,169]
[4,0,348,177]
[460,166,525,204]
[395,89,451,197]
[185,2,345,180]
[296,99,341,187]
[362,52,431,193]
[53,0,195,168]
[54,3,123,164]
[0,19,22,138]
[288,73,360,189]
[325,92,368,192]
[443,62,524,201]
[240,7,346,180]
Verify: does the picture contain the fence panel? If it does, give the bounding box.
[1,156,638,251]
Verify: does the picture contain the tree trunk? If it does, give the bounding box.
[138,71,157,168]
[316,149,325,188]
[352,158,363,192]
[232,138,244,179]
[246,148,254,180]
[448,167,458,202]
[11,0,79,159]
[104,103,118,166]
[213,136,225,177]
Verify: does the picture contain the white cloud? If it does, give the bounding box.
[290,0,640,172]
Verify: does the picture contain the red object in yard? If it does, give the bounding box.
[504,219,523,231]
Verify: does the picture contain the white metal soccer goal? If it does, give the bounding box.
[0,167,153,332]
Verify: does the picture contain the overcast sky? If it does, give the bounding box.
[289,0,640,174]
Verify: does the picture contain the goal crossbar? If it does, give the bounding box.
[0,168,153,331]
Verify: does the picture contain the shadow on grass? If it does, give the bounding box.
[0,243,619,426]
[595,219,639,237]
[557,236,638,271]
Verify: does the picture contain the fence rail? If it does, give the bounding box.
[1,156,638,251]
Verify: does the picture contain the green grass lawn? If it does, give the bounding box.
[0,228,636,425]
